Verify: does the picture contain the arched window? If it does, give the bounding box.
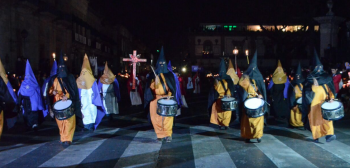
[203,40,213,58]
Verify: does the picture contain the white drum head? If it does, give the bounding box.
[222,97,235,101]
[158,99,177,105]
[54,100,72,110]
[321,101,341,110]
[244,98,264,109]
[296,98,302,104]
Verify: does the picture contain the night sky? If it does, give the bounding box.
[90,0,350,57]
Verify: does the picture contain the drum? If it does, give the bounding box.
[321,100,344,121]
[157,98,178,117]
[296,97,303,112]
[221,97,237,111]
[244,98,265,118]
[53,99,74,120]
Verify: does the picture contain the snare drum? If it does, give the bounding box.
[53,99,74,120]
[296,97,303,112]
[221,97,237,111]
[157,98,178,117]
[244,98,265,118]
[321,100,344,121]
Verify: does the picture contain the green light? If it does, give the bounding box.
[232,25,237,28]
[229,28,232,31]
[229,25,232,28]
[157,50,159,52]
[224,25,228,28]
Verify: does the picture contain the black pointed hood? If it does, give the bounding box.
[155,46,169,74]
[244,50,263,81]
[292,62,305,84]
[216,58,230,80]
[57,50,68,78]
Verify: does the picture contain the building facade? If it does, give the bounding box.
[0,0,135,76]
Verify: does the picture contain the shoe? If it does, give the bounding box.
[62,141,72,146]
[314,138,319,143]
[326,135,336,142]
[257,138,262,143]
[32,124,38,132]
[245,139,251,143]
[165,136,172,142]
[220,126,226,130]
[157,138,163,142]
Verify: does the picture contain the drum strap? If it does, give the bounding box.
[297,84,303,92]
[159,75,168,95]
[57,78,67,95]
[220,80,227,95]
[321,84,329,100]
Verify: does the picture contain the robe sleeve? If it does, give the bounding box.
[92,82,102,107]
[113,79,121,102]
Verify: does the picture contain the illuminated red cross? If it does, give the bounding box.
[123,50,147,89]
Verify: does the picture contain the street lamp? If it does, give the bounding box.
[52,53,56,61]
[63,54,68,61]
[233,47,239,72]
[245,49,249,64]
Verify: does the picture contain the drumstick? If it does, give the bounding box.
[150,66,157,77]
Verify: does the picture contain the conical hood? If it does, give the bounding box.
[272,60,287,84]
[0,58,8,85]
[76,54,95,89]
[57,51,68,78]
[292,62,305,84]
[313,48,322,66]
[100,62,115,85]
[167,61,173,72]
[226,59,239,84]
[50,60,57,77]
[217,58,229,80]
[244,50,263,80]
[155,46,168,74]
[19,60,39,96]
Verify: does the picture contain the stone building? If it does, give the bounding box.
[0,0,135,76]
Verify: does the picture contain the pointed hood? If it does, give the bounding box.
[50,60,57,77]
[76,54,95,89]
[272,60,287,84]
[167,61,173,72]
[226,59,239,84]
[19,60,40,96]
[216,58,229,80]
[244,50,263,81]
[57,51,68,78]
[292,62,305,84]
[155,46,168,74]
[313,48,322,66]
[0,58,8,85]
[100,62,115,85]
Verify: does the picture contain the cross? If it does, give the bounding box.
[123,50,147,89]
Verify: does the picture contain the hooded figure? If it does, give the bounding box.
[167,61,182,116]
[42,60,57,118]
[127,71,143,106]
[288,62,305,128]
[193,71,201,94]
[96,62,121,126]
[46,51,81,145]
[208,58,236,130]
[301,49,336,142]
[16,60,44,130]
[268,60,290,120]
[0,58,17,139]
[144,46,178,142]
[76,54,102,131]
[237,51,266,143]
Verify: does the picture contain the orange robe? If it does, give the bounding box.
[308,84,334,140]
[49,78,76,142]
[150,74,174,138]
[210,79,232,127]
[290,84,304,127]
[240,78,264,139]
